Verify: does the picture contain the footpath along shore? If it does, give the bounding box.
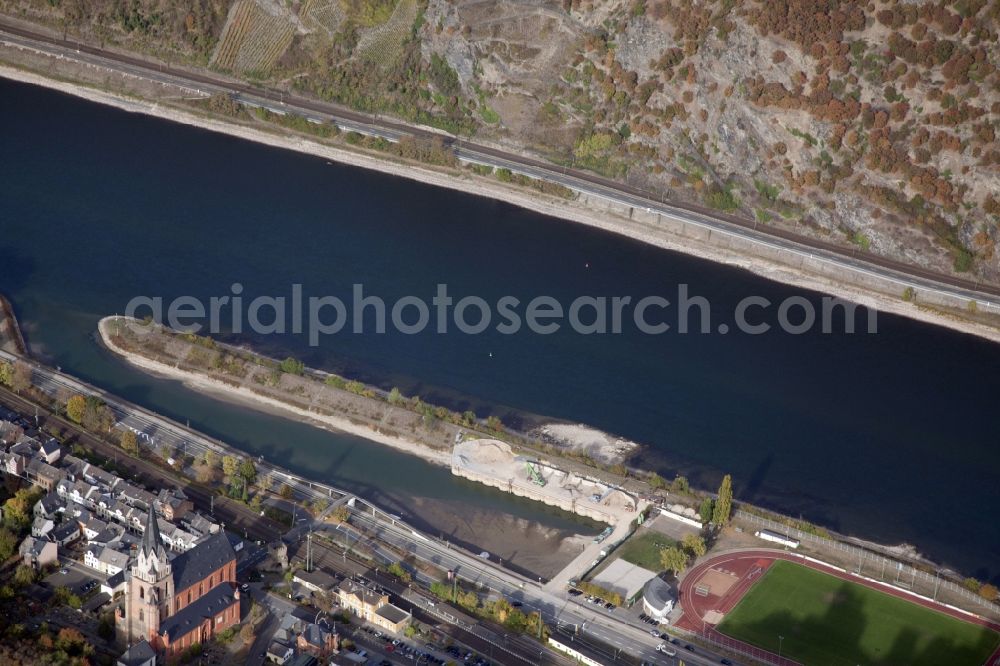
[3,60,1000,343]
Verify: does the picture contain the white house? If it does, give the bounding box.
[31,516,55,539]
[84,545,129,576]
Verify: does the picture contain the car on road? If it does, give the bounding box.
[511,600,523,607]
[568,588,582,596]
[59,568,68,574]
[685,644,696,652]
[721,659,733,665]
[656,644,677,657]
[649,629,660,638]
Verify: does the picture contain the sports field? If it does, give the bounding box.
[717,560,1000,666]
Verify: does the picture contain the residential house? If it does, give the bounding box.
[266,640,295,665]
[25,458,63,492]
[19,535,58,569]
[336,581,411,634]
[117,639,156,666]
[102,570,127,598]
[181,513,219,538]
[116,483,156,511]
[31,515,55,539]
[293,568,339,594]
[155,488,192,522]
[33,490,64,520]
[295,622,339,660]
[84,517,110,542]
[39,438,61,464]
[85,545,130,576]
[50,519,82,546]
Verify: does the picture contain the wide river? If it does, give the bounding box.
[1,78,998,581]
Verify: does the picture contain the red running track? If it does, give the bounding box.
[675,548,1000,666]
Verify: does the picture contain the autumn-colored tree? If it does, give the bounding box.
[119,429,139,455]
[713,474,734,525]
[222,455,239,479]
[682,533,707,558]
[9,362,31,394]
[659,545,688,575]
[66,395,87,424]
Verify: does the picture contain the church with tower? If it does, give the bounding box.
[116,505,241,657]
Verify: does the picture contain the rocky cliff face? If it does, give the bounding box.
[415,0,1000,282]
[8,0,998,281]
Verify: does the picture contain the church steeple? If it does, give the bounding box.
[140,504,168,564]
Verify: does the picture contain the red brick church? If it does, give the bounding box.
[116,505,240,657]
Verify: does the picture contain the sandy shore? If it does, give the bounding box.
[98,317,453,468]
[3,64,1000,344]
[534,423,639,465]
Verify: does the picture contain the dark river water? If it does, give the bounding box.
[1,78,998,580]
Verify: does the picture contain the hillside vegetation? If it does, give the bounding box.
[6,0,999,281]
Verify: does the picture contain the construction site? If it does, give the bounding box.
[450,438,639,526]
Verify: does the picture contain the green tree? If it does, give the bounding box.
[119,429,139,455]
[0,527,18,560]
[388,387,404,405]
[80,396,114,433]
[979,583,998,602]
[3,487,41,532]
[648,472,667,490]
[699,498,715,524]
[387,562,412,583]
[238,458,257,484]
[681,533,707,558]
[713,474,733,525]
[279,483,294,500]
[203,450,220,469]
[66,395,87,423]
[670,475,690,494]
[13,564,36,587]
[222,455,239,479]
[332,505,349,523]
[0,361,12,387]
[279,357,305,375]
[659,546,688,575]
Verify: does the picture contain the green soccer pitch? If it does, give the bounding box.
[716,560,999,666]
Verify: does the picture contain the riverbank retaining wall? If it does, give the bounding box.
[576,192,999,321]
[451,464,617,525]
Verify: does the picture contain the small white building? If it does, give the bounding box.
[642,576,675,622]
[755,529,800,549]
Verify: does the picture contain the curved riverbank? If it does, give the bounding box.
[2,62,1000,344]
[98,316,453,468]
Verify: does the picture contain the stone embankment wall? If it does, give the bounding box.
[451,464,617,524]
